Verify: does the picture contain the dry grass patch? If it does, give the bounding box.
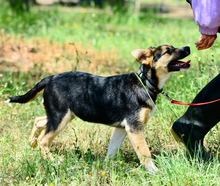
[0,29,126,76]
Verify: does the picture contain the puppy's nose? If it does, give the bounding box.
[180,46,190,55]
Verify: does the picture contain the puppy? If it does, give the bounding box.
[6,45,190,173]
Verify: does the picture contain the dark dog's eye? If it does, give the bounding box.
[166,48,172,54]
[153,47,173,62]
[161,48,172,56]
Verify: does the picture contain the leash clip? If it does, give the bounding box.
[161,92,172,102]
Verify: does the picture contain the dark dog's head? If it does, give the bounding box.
[131,45,190,89]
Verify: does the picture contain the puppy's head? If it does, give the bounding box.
[131,45,191,75]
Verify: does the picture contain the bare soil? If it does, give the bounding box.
[0,29,122,75]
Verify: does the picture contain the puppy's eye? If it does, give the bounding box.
[165,48,173,55]
[161,48,171,56]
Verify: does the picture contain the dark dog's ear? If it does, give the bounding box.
[131,49,153,65]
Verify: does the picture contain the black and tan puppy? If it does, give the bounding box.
[6,45,190,173]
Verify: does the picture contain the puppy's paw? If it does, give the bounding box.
[145,160,158,174]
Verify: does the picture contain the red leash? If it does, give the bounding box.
[161,92,220,106]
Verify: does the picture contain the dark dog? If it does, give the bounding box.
[6,45,190,173]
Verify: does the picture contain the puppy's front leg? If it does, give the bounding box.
[125,122,158,174]
[106,127,127,159]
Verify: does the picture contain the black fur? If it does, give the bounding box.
[9,76,52,103]
[44,71,153,131]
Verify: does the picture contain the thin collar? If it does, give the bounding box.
[136,69,163,94]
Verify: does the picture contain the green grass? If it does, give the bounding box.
[0,2,220,185]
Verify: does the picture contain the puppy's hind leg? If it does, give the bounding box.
[30,116,47,148]
[106,127,127,160]
[38,110,74,160]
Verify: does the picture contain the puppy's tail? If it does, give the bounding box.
[5,76,52,104]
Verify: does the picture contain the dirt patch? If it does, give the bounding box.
[0,29,123,76]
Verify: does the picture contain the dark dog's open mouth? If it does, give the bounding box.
[168,60,191,71]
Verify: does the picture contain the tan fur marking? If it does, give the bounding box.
[161,45,168,51]
[30,116,47,148]
[142,56,153,66]
[131,49,153,66]
[38,109,74,159]
[156,70,171,90]
[161,45,171,51]
[154,51,171,89]
[27,89,44,103]
[139,107,151,124]
[125,122,151,165]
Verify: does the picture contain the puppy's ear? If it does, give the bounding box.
[131,49,152,65]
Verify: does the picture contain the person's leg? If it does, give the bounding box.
[170,74,220,160]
